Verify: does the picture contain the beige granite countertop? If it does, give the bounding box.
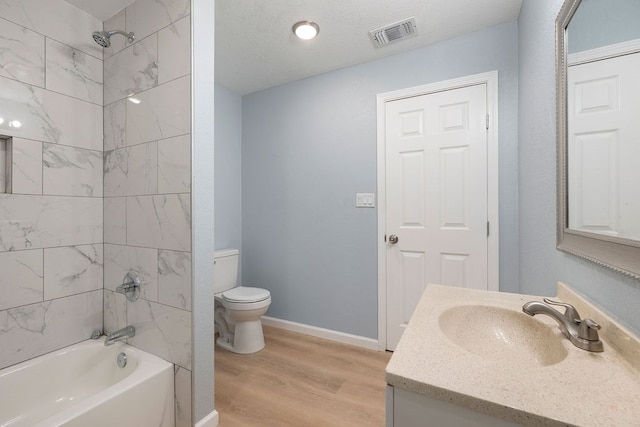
[385,283,640,426]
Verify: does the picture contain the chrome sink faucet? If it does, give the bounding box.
[104,325,136,346]
[522,298,603,352]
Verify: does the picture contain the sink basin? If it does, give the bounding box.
[439,305,568,367]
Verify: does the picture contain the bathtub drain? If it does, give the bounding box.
[117,352,128,368]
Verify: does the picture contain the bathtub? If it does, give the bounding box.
[0,339,174,427]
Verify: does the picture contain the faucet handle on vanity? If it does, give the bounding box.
[542,298,581,323]
[577,318,601,341]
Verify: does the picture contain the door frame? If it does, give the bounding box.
[376,71,500,350]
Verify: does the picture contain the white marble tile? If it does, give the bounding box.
[158,134,190,194]
[103,9,127,59]
[0,249,43,311]
[104,141,158,197]
[104,289,127,334]
[43,143,103,197]
[104,197,127,245]
[158,15,190,85]
[126,75,190,145]
[103,149,129,197]
[0,16,44,87]
[127,298,191,369]
[104,243,158,301]
[0,290,102,370]
[0,76,102,151]
[104,99,126,151]
[9,137,42,195]
[43,244,103,300]
[45,38,103,105]
[0,194,102,251]
[174,366,192,427]
[104,35,158,105]
[127,194,191,251]
[0,0,103,59]
[125,0,190,43]
[158,250,191,310]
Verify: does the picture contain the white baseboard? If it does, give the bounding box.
[261,316,380,351]
[195,410,219,427]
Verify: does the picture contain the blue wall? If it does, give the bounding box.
[241,21,519,338]
[568,0,640,53]
[214,84,243,281]
[518,0,640,334]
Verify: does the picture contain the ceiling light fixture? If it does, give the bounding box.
[293,21,319,40]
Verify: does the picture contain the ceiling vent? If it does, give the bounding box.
[369,17,418,48]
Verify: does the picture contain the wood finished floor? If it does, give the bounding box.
[215,325,392,426]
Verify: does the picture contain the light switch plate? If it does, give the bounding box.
[356,192,375,208]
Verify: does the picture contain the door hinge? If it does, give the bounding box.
[486,114,489,130]
[487,221,490,237]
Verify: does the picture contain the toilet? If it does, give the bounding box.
[213,249,271,354]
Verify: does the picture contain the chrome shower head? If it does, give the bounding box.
[91,30,135,48]
[92,31,111,47]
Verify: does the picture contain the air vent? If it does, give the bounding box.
[369,17,418,48]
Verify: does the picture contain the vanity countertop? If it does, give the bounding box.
[385,283,640,426]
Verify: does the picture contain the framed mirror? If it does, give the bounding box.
[556,0,640,278]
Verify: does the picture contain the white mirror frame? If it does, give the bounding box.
[556,0,640,279]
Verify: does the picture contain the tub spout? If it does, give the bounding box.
[104,325,135,346]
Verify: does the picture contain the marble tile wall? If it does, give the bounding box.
[0,0,104,370]
[101,1,192,425]
[2,1,193,424]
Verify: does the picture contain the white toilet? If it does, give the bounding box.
[213,249,271,354]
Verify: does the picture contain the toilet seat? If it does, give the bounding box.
[222,286,270,303]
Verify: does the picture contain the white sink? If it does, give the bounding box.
[439,304,568,367]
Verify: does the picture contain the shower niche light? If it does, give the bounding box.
[0,136,10,193]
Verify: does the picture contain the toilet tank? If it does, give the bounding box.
[213,249,239,294]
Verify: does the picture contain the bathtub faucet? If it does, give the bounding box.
[104,325,136,346]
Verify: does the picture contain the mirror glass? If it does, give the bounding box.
[565,0,640,241]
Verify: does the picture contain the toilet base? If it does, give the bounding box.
[216,319,265,354]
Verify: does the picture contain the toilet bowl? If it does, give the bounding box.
[214,249,271,354]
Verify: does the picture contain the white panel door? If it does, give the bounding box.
[568,52,640,240]
[385,84,488,350]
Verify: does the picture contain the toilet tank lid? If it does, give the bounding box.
[214,249,239,258]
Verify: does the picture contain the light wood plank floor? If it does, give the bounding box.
[215,325,392,426]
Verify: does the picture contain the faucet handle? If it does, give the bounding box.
[543,298,581,322]
[578,318,601,341]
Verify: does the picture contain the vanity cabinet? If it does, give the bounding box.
[386,386,519,427]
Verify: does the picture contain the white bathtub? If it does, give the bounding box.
[0,339,174,427]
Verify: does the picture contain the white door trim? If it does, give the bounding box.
[376,71,500,350]
[568,38,640,66]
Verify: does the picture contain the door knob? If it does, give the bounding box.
[388,234,399,244]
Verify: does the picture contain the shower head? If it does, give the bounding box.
[92,30,135,48]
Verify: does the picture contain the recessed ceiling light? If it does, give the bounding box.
[293,21,319,40]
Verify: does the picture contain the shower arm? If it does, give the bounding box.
[108,30,135,43]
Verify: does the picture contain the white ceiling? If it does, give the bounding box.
[216,0,523,95]
[64,0,135,21]
[64,0,523,95]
